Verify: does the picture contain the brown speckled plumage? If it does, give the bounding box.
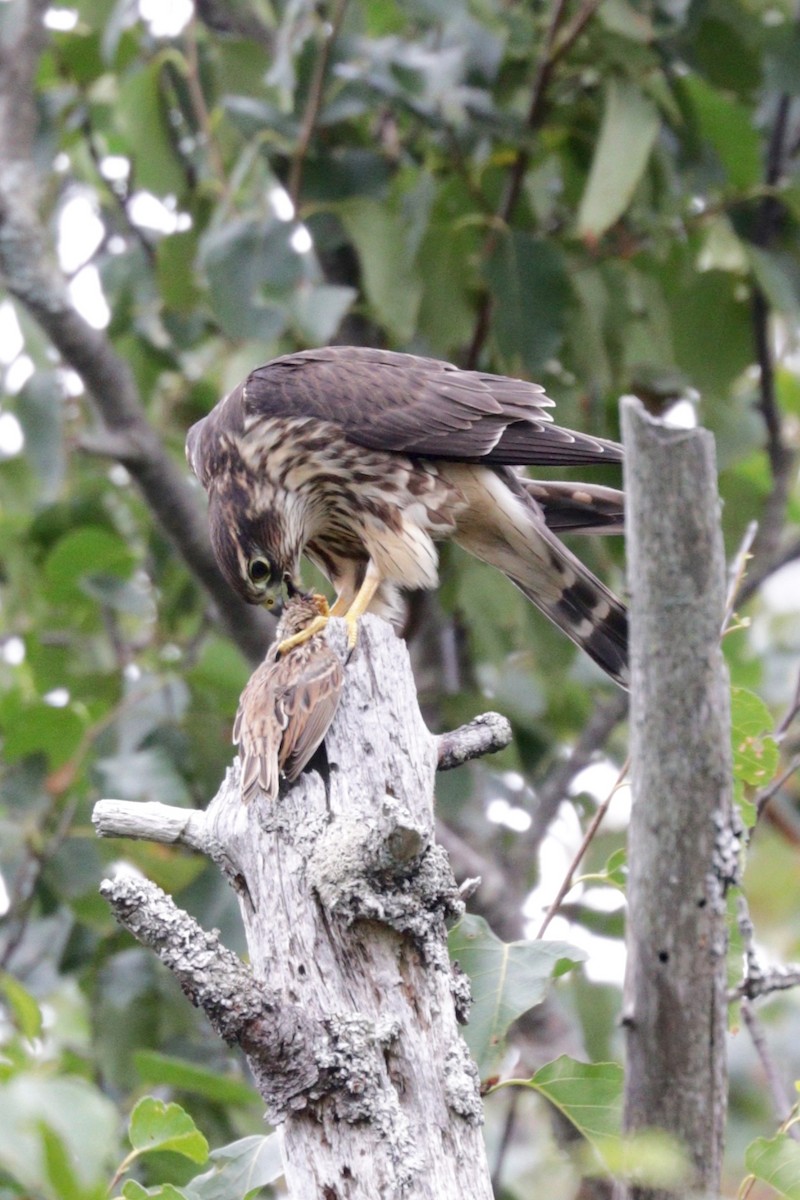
[233,595,343,804]
[187,346,628,685]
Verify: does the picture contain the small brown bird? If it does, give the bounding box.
[233,593,344,804]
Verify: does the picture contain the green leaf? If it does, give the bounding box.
[40,1123,94,1200]
[118,58,186,196]
[597,0,655,43]
[338,198,422,342]
[43,526,136,606]
[746,1133,800,1199]
[157,231,201,314]
[448,914,586,1069]
[663,266,752,396]
[287,283,356,344]
[483,232,571,375]
[185,1134,284,1200]
[199,217,296,342]
[731,686,780,789]
[15,372,65,502]
[0,972,43,1040]
[577,79,660,239]
[578,846,628,890]
[128,1098,208,1165]
[2,702,85,769]
[0,1075,119,1195]
[133,1052,260,1107]
[746,247,800,320]
[681,74,761,190]
[520,1056,623,1161]
[416,224,477,354]
[122,1183,190,1200]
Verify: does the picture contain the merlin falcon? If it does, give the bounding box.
[186,346,628,686]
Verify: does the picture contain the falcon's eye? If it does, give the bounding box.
[247,558,272,585]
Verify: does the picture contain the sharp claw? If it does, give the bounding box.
[277,613,330,656]
[345,614,359,650]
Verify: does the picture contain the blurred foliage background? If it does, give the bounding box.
[0,0,799,1196]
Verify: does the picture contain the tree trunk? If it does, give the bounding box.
[619,398,737,1199]
[95,616,507,1200]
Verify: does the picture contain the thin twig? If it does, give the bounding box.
[776,666,800,740]
[730,965,800,1003]
[741,1000,800,1141]
[535,755,630,939]
[756,754,800,820]
[490,1090,519,1194]
[466,0,600,368]
[525,690,628,860]
[287,0,349,210]
[0,792,80,970]
[184,20,228,194]
[722,520,758,634]
[749,90,797,567]
[737,531,800,608]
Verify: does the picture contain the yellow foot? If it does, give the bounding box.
[345,612,360,650]
[276,595,331,656]
[277,613,329,655]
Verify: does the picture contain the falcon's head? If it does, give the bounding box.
[206,488,303,614]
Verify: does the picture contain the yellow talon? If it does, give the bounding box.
[345,612,360,649]
[276,594,331,655]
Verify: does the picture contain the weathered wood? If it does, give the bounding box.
[619,398,736,1199]
[95,616,502,1199]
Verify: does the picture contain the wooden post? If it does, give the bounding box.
[619,398,736,1198]
[95,617,509,1200]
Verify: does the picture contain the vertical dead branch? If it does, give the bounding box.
[619,398,735,1198]
[95,618,504,1199]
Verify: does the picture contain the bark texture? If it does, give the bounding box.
[95,617,506,1200]
[619,398,737,1199]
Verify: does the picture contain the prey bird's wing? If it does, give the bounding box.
[275,642,344,783]
[233,654,283,804]
[233,642,343,803]
[239,346,622,467]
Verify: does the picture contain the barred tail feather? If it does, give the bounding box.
[507,559,628,687]
[448,465,628,687]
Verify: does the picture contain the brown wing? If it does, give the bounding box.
[275,642,344,783]
[226,346,622,467]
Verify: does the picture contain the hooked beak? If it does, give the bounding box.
[263,574,303,617]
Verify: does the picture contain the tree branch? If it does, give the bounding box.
[749,91,797,568]
[0,1,271,665]
[287,0,349,210]
[435,712,512,771]
[100,873,322,1120]
[465,0,600,368]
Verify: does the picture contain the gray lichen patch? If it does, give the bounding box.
[313,1012,423,1192]
[443,1040,484,1126]
[308,807,463,959]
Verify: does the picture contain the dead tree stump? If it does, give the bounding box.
[94,616,510,1200]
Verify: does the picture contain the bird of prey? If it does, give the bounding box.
[233,592,343,804]
[187,346,628,686]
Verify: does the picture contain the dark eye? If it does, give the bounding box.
[248,558,271,584]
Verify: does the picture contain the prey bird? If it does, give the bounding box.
[187,346,628,686]
[233,592,343,804]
